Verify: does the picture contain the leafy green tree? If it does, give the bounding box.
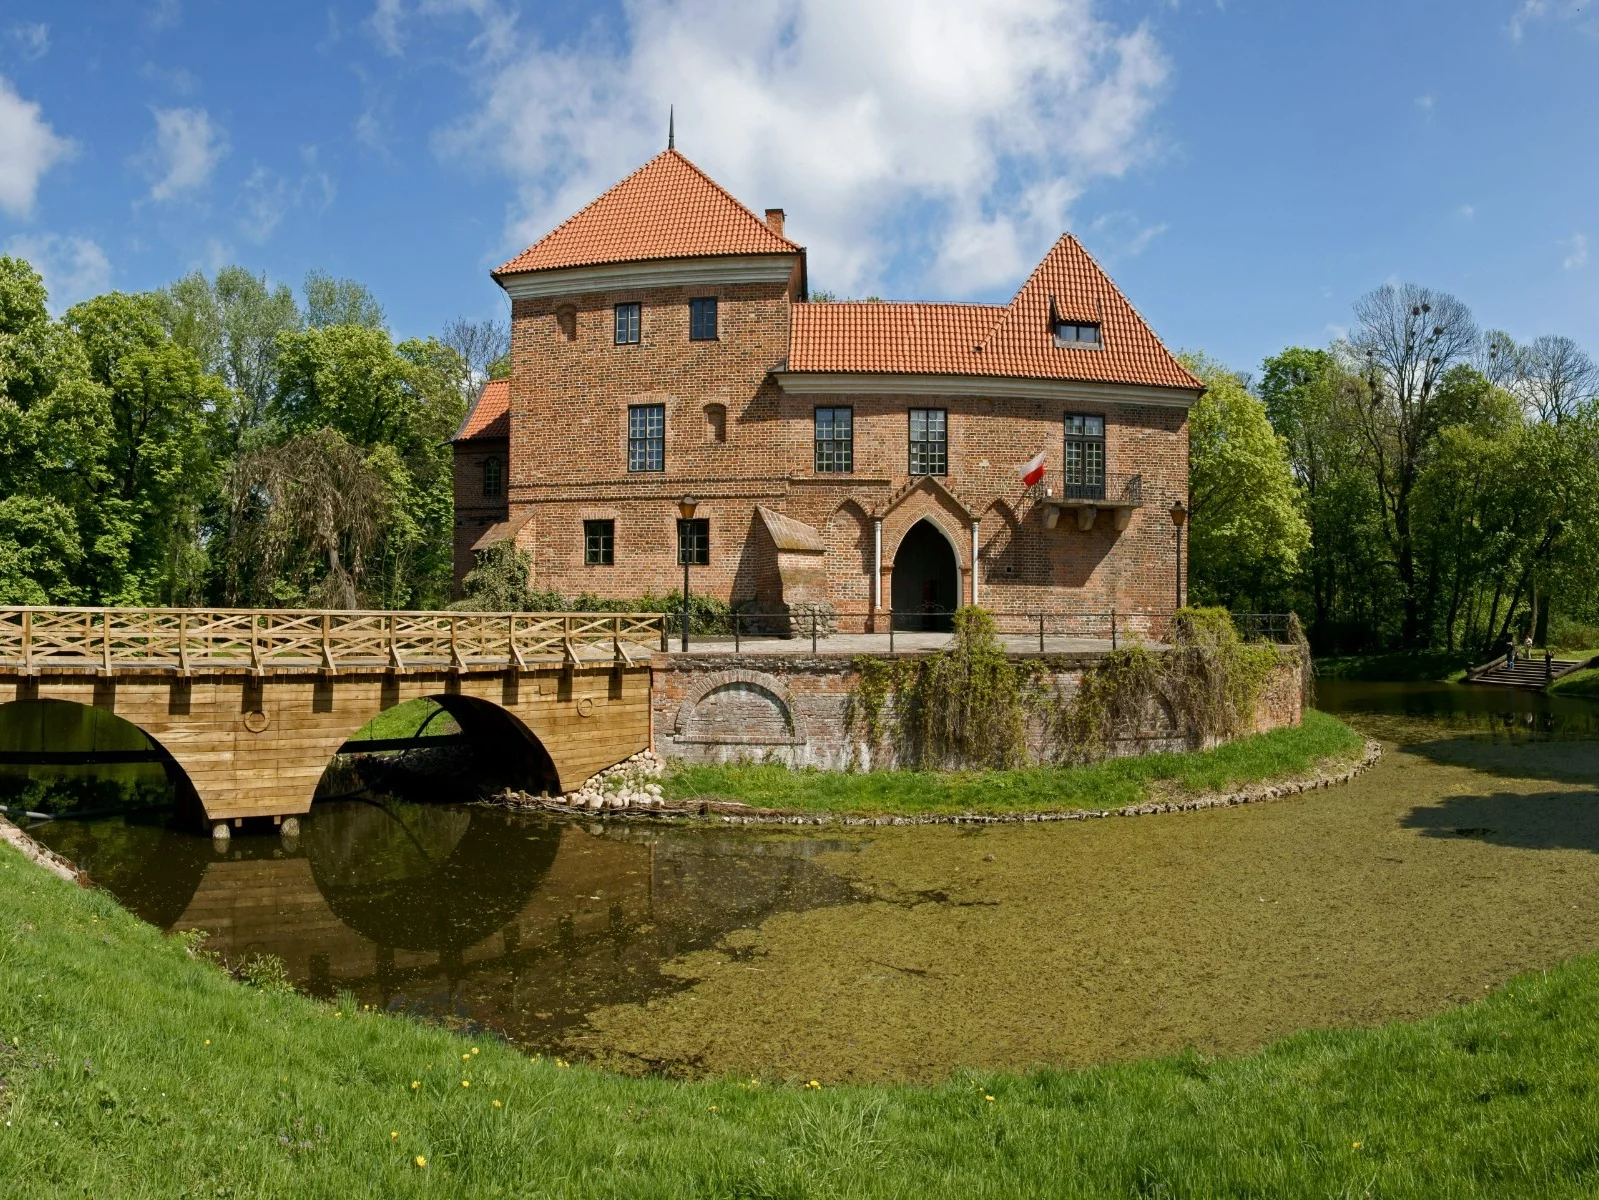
[63,292,229,604]
[303,270,386,331]
[1183,354,1310,611]
[157,266,300,449]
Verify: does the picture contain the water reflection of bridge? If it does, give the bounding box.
[53,802,857,1052]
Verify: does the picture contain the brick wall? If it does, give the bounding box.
[493,272,1188,617]
[452,437,509,593]
[652,647,1305,769]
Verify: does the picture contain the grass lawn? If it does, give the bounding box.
[663,708,1365,815]
[340,697,462,743]
[5,827,1599,1197]
[1547,655,1599,698]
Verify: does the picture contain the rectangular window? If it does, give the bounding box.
[814,406,853,473]
[1063,414,1106,499]
[614,302,641,345]
[1054,321,1102,347]
[584,519,614,566]
[627,403,665,472]
[677,517,709,566]
[908,408,947,476]
[481,456,502,498]
[689,297,718,341]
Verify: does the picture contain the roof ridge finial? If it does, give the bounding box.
[668,105,675,150]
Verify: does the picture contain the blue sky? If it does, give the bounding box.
[0,0,1593,376]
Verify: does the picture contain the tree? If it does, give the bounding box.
[1184,354,1310,610]
[157,266,300,449]
[303,270,385,331]
[442,316,510,399]
[223,428,397,607]
[269,325,465,607]
[1349,283,1479,645]
[1514,335,1598,425]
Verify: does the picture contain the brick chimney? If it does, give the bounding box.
[764,208,785,239]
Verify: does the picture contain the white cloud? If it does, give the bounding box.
[1564,232,1589,271]
[0,75,75,218]
[1086,210,1169,260]
[3,233,111,312]
[11,23,49,60]
[234,159,337,242]
[1458,204,1475,220]
[426,0,1171,297]
[1509,0,1596,40]
[143,106,227,201]
[1415,93,1434,110]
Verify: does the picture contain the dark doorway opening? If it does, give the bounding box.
[891,519,960,631]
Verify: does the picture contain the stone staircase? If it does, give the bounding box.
[1465,652,1586,691]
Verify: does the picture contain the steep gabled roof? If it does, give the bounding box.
[454,378,509,442]
[785,236,1200,392]
[494,150,802,278]
[975,235,1200,390]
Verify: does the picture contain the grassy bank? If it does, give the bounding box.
[4,831,1599,1197]
[663,708,1364,815]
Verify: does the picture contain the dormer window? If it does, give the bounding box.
[1054,321,1102,348]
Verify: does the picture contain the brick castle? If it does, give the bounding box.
[454,147,1199,629]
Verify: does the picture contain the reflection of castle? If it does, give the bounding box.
[164,802,855,1051]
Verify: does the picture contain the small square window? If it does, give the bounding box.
[584,519,614,565]
[678,517,709,566]
[614,302,641,345]
[1054,321,1102,347]
[628,403,665,472]
[689,297,718,341]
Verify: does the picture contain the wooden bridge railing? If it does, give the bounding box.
[0,607,665,676]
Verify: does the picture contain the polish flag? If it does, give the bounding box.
[1019,450,1047,488]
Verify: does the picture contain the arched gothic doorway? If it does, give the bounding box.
[891,519,959,631]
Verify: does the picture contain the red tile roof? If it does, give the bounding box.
[787,236,1200,392]
[455,378,509,441]
[494,150,801,278]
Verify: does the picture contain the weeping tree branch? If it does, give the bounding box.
[224,427,396,608]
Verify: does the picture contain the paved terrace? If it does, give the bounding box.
[663,631,1165,656]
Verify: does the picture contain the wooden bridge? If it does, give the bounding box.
[0,607,662,829]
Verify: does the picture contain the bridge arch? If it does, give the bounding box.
[0,695,205,821]
[319,691,562,801]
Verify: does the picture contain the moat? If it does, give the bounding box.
[14,680,1599,1081]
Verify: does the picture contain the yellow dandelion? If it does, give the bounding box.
[471,1047,479,1055]
[805,1080,821,1090]
[985,1095,995,1103]
[415,1155,427,1168]
[709,1105,719,1112]
[492,1100,502,1109]
[461,1080,471,1088]
[411,1081,420,1090]
[203,1039,210,1046]
[390,1132,398,1141]
[1353,1142,1362,1150]
[462,1053,471,1061]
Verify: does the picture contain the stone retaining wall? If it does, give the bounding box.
[651,646,1307,769]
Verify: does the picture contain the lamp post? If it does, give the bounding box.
[1169,499,1187,611]
[677,495,698,652]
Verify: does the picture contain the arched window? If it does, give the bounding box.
[482,457,502,498]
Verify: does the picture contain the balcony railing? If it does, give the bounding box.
[1055,473,1142,504]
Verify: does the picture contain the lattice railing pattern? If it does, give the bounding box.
[0,608,665,675]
